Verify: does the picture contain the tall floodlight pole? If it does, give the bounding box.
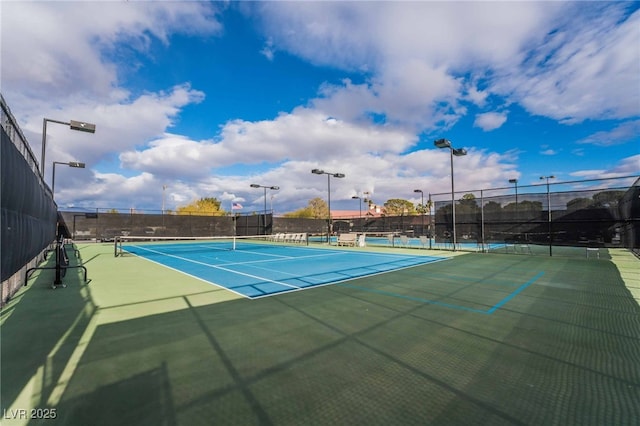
[42,118,95,177]
[162,184,167,228]
[414,189,424,236]
[250,184,280,234]
[162,185,167,213]
[540,175,555,256]
[52,161,85,198]
[428,193,433,249]
[509,178,519,238]
[434,139,467,251]
[352,195,363,232]
[509,178,519,217]
[312,169,345,242]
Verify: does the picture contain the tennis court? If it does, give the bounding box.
[312,234,506,251]
[119,236,447,298]
[2,242,639,425]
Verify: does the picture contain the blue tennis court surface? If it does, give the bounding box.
[122,241,446,298]
[311,235,506,251]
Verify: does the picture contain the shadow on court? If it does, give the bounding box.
[0,249,97,420]
[2,245,639,425]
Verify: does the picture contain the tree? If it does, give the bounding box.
[456,193,479,217]
[383,198,416,216]
[566,198,593,211]
[415,199,433,215]
[283,207,314,218]
[284,197,328,219]
[592,190,625,207]
[176,197,225,216]
[483,201,502,213]
[308,197,329,219]
[459,193,478,209]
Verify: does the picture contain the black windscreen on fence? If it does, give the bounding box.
[60,177,639,256]
[432,179,639,250]
[60,211,330,241]
[1,124,57,282]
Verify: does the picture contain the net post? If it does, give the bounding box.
[114,236,120,257]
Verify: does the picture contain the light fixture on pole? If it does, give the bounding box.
[52,161,85,198]
[540,175,555,256]
[414,189,424,237]
[434,138,467,251]
[42,118,95,177]
[311,168,345,241]
[250,183,280,234]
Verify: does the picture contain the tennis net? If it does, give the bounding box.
[114,233,309,257]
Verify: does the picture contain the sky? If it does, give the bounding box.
[2,1,639,215]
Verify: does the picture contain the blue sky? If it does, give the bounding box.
[2,1,639,214]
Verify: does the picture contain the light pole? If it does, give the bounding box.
[509,178,519,215]
[162,184,167,228]
[42,118,95,176]
[250,184,279,234]
[509,178,519,235]
[540,175,555,256]
[434,138,467,251]
[311,168,345,241]
[428,193,433,249]
[352,195,362,232]
[509,178,518,208]
[414,189,424,237]
[52,161,85,198]
[162,185,167,214]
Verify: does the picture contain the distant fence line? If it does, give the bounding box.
[59,211,329,241]
[61,175,638,254]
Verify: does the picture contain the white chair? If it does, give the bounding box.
[586,247,600,259]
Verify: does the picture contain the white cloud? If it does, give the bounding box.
[577,120,640,147]
[609,155,640,176]
[492,5,640,123]
[260,38,275,61]
[465,84,489,108]
[256,1,567,132]
[474,112,508,131]
[569,155,640,181]
[16,85,205,173]
[119,108,417,177]
[6,2,637,214]
[258,2,638,128]
[1,2,222,103]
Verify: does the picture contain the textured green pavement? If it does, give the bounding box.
[1,243,639,425]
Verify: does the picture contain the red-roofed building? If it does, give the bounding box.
[331,206,385,219]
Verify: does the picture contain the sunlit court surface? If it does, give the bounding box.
[117,235,448,298]
[3,241,639,425]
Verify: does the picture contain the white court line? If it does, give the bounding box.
[220,250,346,266]
[250,256,452,299]
[127,245,302,292]
[123,243,449,298]
[223,252,448,284]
